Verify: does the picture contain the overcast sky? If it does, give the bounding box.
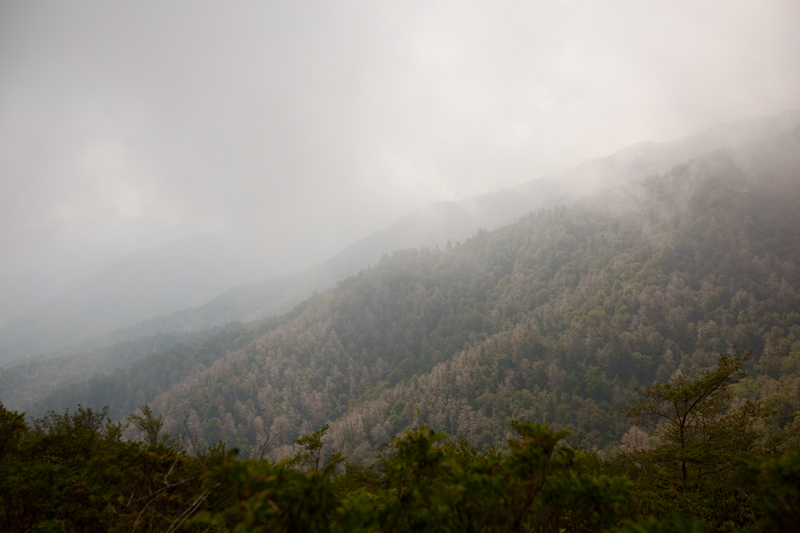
[1,0,799,318]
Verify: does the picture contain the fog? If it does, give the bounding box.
[2,0,799,323]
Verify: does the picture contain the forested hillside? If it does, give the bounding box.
[60,110,800,346]
[6,113,799,416]
[152,142,800,460]
[30,129,800,469]
[4,399,798,532]
[5,2,800,528]
[0,323,249,413]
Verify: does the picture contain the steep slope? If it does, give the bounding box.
[45,111,800,351]
[35,129,800,460]
[28,301,318,421]
[4,111,796,372]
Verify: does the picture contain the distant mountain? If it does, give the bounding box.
[65,110,800,343]
[0,233,283,364]
[0,323,249,412]
[26,126,800,462]
[3,111,798,407]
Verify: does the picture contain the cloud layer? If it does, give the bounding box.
[1,0,799,319]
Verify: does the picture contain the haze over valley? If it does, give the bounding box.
[2,2,800,531]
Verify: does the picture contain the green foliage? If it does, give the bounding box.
[192,450,340,533]
[0,401,223,532]
[126,403,178,448]
[24,316,288,422]
[289,423,345,472]
[119,148,800,461]
[1,401,799,532]
[743,451,800,532]
[3,136,800,530]
[623,350,764,486]
[614,516,704,533]
[614,350,786,531]
[12,146,800,466]
[0,401,26,460]
[624,483,759,532]
[195,420,634,532]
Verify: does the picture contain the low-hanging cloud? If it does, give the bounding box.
[1,0,799,319]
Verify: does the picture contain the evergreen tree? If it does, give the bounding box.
[623,349,763,485]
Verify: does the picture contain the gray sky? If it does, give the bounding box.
[2,0,799,318]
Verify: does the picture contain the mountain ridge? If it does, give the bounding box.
[3,111,799,419]
[14,111,797,363]
[25,129,800,465]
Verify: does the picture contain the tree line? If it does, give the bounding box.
[1,349,798,532]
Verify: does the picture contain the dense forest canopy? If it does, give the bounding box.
[16,131,798,461]
[3,112,795,375]
[2,129,800,531]
[4,0,800,527]
[1,361,798,531]
[136,139,799,461]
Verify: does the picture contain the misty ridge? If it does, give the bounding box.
[24,114,799,415]
[4,2,800,528]
[4,113,800,531]
[0,109,797,417]
[1,111,797,368]
[0,112,792,417]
